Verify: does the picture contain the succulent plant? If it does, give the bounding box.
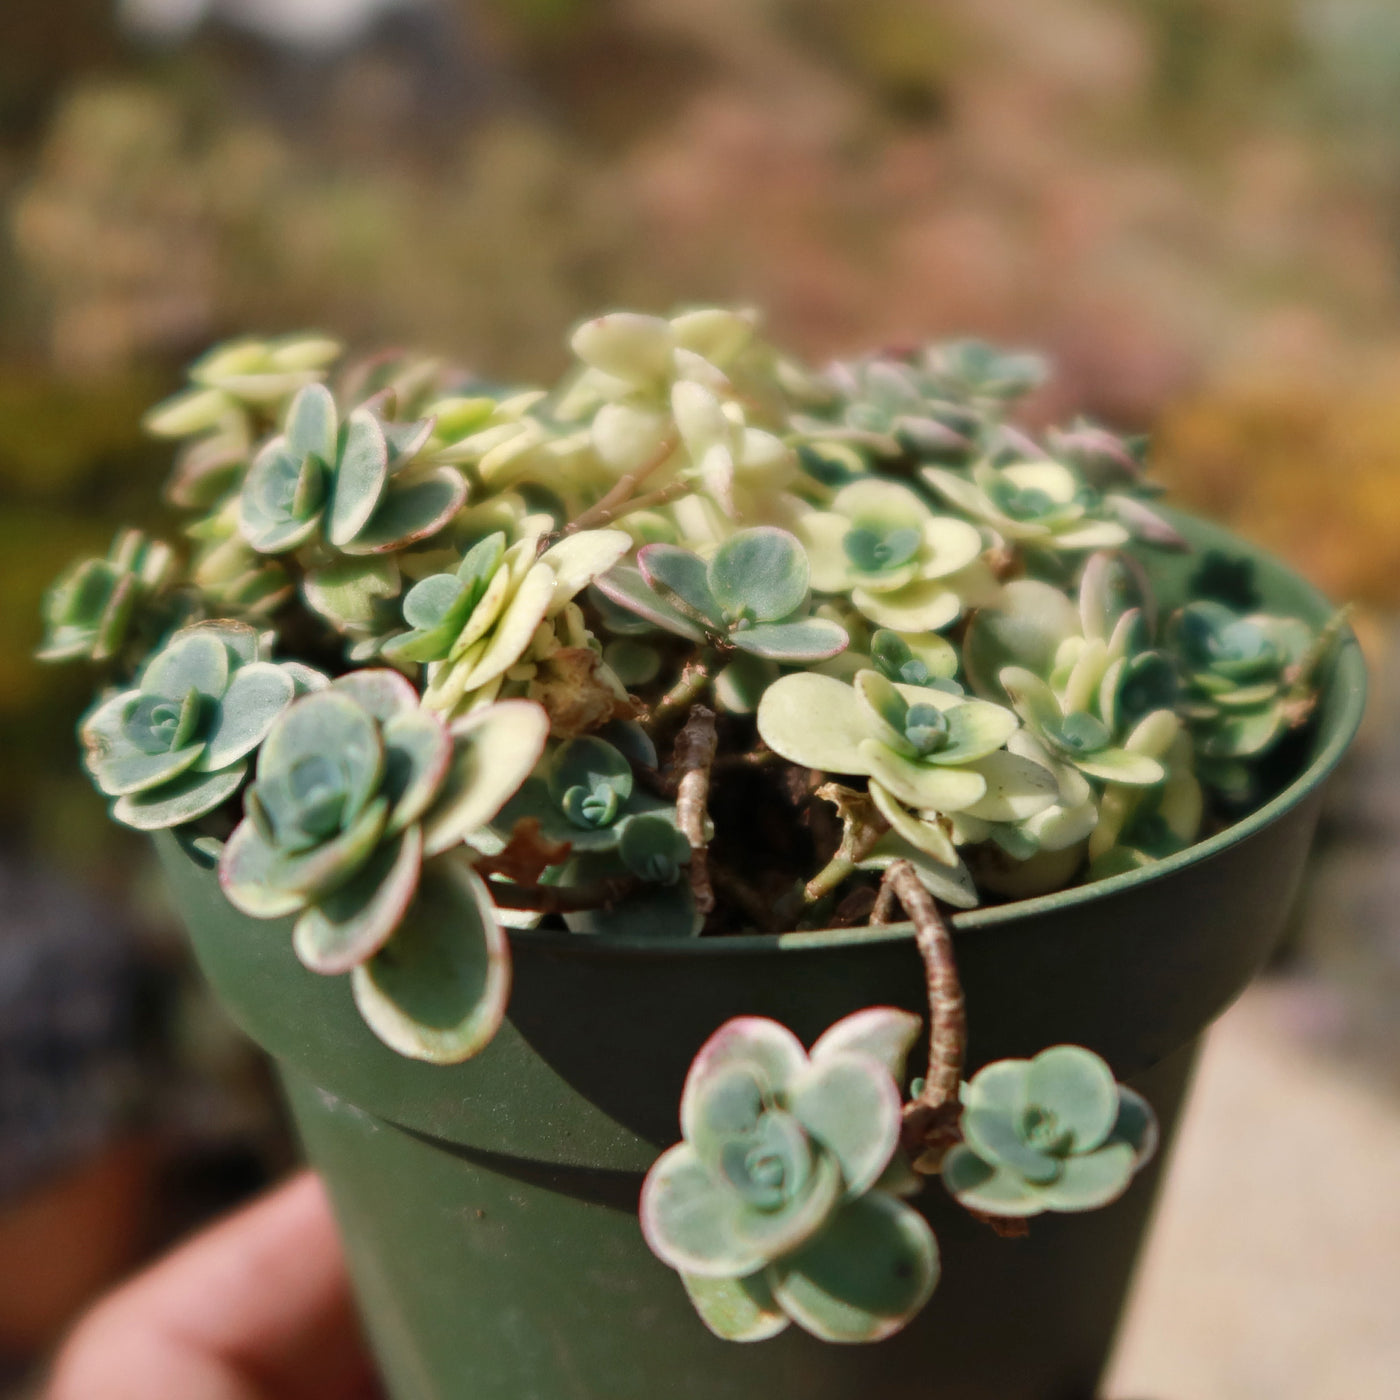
[757,668,1055,867]
[595,526,849,663]
[1168,599,1321,787]
[219,672,547,1054]
[238,383,465,566]
[144,334,344,440]
[795,478,990,632]
[79,621,317,830]
[37,529,179,665]
[388,528,631,716]
[923,459,1130,555]
[941,1046,1158,1218]
[493,735,677,853]
[642,1009,938,1343]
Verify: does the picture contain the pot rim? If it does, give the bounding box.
[505,511,1368,959]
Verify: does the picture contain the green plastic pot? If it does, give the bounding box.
[155,509,1364,1400]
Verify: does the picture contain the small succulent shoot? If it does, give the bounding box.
[923,459,1130,555]
[999,668,1167,787]
[144,333,343,439]
[868,629,961,693]
[219,674,547,1055]
[757,669,1055,867]
[596,527,849,662]
[38,529,178,665]
[493,735,677,854]
[79,621,318,830]
[796,478,987,632]
[641,1010,939,1344]
[238,382,465,565]
[402,528,630,715]
[1169,600,1324,771]
[941,1046,1158,1218]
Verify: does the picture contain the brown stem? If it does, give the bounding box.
[564,480,693,532]
[486,875,638,914]
[874,860,968,1172]
[878,860,966,1110]
[562,435,679,535]
[672,704,718,916]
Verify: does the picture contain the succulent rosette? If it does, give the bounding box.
[79,621,318,830]
[757,669,1055,865]
[941,1046,1158,1218]
[38,529,178,665]
[144,333,344,440]
[642,1009,939,1343]
[388,527,631,715]
[1168,599,1323,793]
[238,382,466,613]
[795,478,990,632]
[923,459,1130,554]
[596,526,849,665]
[219,671,547,1056]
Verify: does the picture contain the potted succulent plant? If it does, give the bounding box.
[40,312,1363,1399]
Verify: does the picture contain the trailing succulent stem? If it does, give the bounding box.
[44,306,1338,1346]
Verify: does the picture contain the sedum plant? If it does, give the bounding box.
[41,308,1345,1345]
[641,1010,939,1343]
[940,1046,1158,1218]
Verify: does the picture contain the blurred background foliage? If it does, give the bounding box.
[4,0,1400,1374]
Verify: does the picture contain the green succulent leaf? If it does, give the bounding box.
[1023,1046,1120,1153]
[729,618,849,662]
[292,825,424,974]
[769,1193,940,1344]
[592,565,707,642]
[113,764,247,831]
[681,1018,808,1145]
[680,1272,790,1344]
[809,1007,923,1085]
[640,1142,767,1279]
[351,860,511,1063]
[639,544,724,628]
[789,1051,902,1199]
[420,701,550,856]
[708,528,810,624]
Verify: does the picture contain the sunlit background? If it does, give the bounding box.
[2,3,1399,1395]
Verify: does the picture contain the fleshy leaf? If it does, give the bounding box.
[420,701,550,855]
[292,825,423,975]
[198,663,296,771]
[681,1017,808,1144]
[639,1143,766,1279]
[708,528,810,623]
[810,1008,923,1084]
[755,672,871,774]
[351,861,511,1063]
[639,544,723,628]
[729,618,849,662]
[113,764,247,831]
[789,1051,902,1199]
[1024,1046,1120,1153]
[680,1272,790,1343]
[769,1194,940,1344]
[327,408,390,547]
